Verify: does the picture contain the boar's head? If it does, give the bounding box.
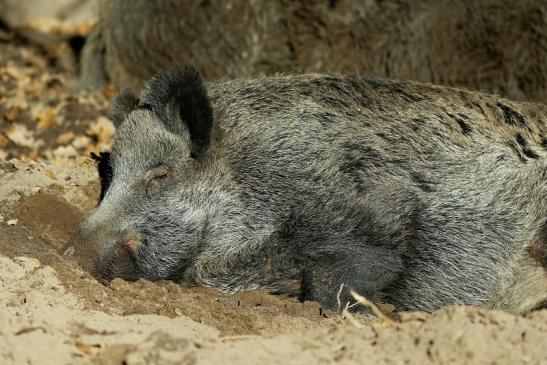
[74,65,233,283]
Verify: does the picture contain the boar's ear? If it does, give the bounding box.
[143,65,213,158]
[90,151,112,203]
[108,87,139,127]
[176,67,214,158]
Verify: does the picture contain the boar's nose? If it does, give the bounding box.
[65,225,103,276]
[66,211,121,277]
[66,222,141,283]
[121,230,141,254]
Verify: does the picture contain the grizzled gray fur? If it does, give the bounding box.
[76,65,547,313]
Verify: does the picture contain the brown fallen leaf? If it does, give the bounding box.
[0,134,9,147]
[87,117,115,144]
[75,339,103,357]
[52,145,77,159]
[72,135,92,150]
[1,65,25,80]
[20,150,39,161]
[4,107,22,122]
[5,124,37,148]
[74,339,94,356]
[80,157,94,167]
[37,108,57,130]
[76,21,97,36]
[102,84,117,98]
[45,170,56,180]
[56,131,75,145]
[13,256,41,269]
[84,144,101,156]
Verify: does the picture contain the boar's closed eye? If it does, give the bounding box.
[145,166,171,198]
[91,152,113,203]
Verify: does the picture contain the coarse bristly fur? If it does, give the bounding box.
[75,65,547,314]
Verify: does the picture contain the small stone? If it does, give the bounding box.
[14,256,41,269]
[31,186,42,194]
[7,219,18,225]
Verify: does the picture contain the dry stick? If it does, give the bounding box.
[342,304,364,329]
[219,335,257,342]
[336,283,345,312]
[337,283,364,328]
[349,289,394,323]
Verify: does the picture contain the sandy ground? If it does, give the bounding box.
[1,37,546,365]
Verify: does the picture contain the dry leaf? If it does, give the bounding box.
[0,134,9,147]
[1,65,24,80]
[4,107,22,122]
[20,150,39,161]
[5,124,38,148]
[52,145,77,159]
[102,84,117,98]
[87,117,115,144]
[37,108,57,129]
[56,131,75,145]
[76,21,97,36]
[75,340,94,356]
[72,135,92,149]
[84,144,101,156]
[372,320,397,329]
[80,158,94,167]
[75,339,102,356]
[13,256,41,269]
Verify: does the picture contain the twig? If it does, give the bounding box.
[342,307,364,328]
[219,335,257,342]
[349,289,394,323]
[336,283,345,312]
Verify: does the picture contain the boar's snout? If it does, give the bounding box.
[67,226,101,276]
[69,216,140,283]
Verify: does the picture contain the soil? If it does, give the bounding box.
[0,37,546,365]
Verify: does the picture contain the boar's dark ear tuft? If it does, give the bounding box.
[108,87,139,127]
[143,65,213,158]
[90,151,113,203]
[176,66,213,158]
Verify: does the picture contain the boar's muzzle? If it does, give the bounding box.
[68,219,140,283]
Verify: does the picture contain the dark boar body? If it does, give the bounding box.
[76,66,546,313]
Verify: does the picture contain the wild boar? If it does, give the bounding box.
[75,65,546,313]
[80,0,547,103]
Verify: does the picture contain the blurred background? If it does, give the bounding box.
[0,0,546,161]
